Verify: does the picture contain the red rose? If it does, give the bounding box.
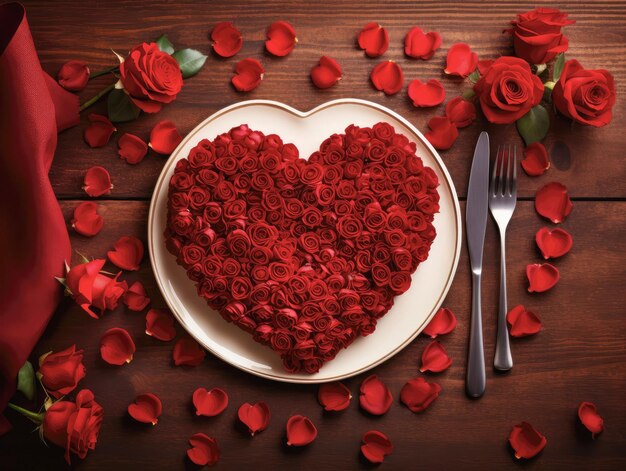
[38,345,86,399]
[222,258,242,277]
[188,186,211,210]
[270,330,294,353]
[168,192,189,212]
[231,277,252,300]
[119,42,183,112]
[507,8,575,64]
[181,244,204,266]
[371,263,391,287]
[42,389,103,464]
[552,59,615,127]
[170,172,193,191]
[473,56,543,124]
[188,145,216,168]
[389,271,412,294]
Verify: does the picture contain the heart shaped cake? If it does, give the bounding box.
[164,123,439,373]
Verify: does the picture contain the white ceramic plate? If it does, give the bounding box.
[148,99,461,383]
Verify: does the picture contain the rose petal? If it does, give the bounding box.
[84,113,116,148]
[149,120,182,155]
[425,116,458,150]
[359,374,392,415]
[536,227,573,260]
[578,402,604,438]
[422,307,457,338]
[145,308,176,341]
[107,236,144,271]
[370,61,404,95]
[211,22,243,58]
[128,393,162,425]
[286,415,317,446]
[173,336,206,366]
[445,96,476,128]
[187,433,220,466]
[404,27,442,60]
[400,377,441,413]
[361,430,393,464]
[83,166,113,197]
[317,382,352,411]
[100,327,135,365]
[265,21,297,56]
[192,387,228,417]
[507,305,542,337]
[509,422,547,459]
[57,60,90,91]
[420,341,452,373]
[444,43,478,78]
[122,281,150,311]
[408,79,445,107]
[232,58,265,92]
[358,23,389,58]
[310,56,342,89]
[118,133,148,165]
[238,402,270,436]
[521,142,550,176]
[526,263,560,293]
[72,201,104,237]
[535,182,573,223]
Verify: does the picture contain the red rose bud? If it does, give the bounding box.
[444,43,478,78]
[100,328,135,365]
[72,201,103,237]
[358,23,389,58]
[83,113,116,148]
[359,374,392,415]
[535,182,572,223]
[526,263,559,293]
[118,133,148,164]
[107,236,144,271]
[445,97,476,128]
[361,430,393,464]
[508,421,547,459]
[400,377,441,413]
[408,78,445,107]
[149,120,182,155]
[83,166,112,197]
[318,381,352,411]
[535,227,572,259]
[232,58,264,92]
[370,61,404,95]
[425,116,458,151]
[145,308,176,341]
[122,281,150,311]
[507,305,542,337]
[310,56,342,89]
[420,340,452,373]
[265,21,297,57]
[128,393,162,425]
[38,345,86,399]
[404,27,441,60]
[578,402,604,438]
[173,336,205,366]
[286,415,317,446]
[57,60,90,91]
[187,433,220,466]
[238,402,271,436]
[422,307,457,338]
[193,387,228,417]
[211,22,243,58]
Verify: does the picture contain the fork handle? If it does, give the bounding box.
[494,231,513,371]
[466,271,486,398]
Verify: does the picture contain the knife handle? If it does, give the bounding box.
[466,271,486,398]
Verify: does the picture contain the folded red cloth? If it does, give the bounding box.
[0,2,79,433]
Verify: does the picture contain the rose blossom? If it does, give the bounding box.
[38,345,86,398]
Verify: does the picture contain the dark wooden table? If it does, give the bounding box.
[2,0,625,469]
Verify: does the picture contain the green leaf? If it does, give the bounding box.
[467,69,480,84]
[462,89,476,100]
[553,53,565,82]
[156,34,175,55]
[172,48,207,78]
[107,89,141,123]
[17,361,36,401]
[516,105,550,146]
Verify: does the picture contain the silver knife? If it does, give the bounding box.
[465,131,489,398]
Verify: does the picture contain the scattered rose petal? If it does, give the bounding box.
[100,327,135,365]
[444,43,478,78]
[265,21,297,56]
[145,309,176,341]
[425,116,458,150]
[232,58,264,92]
[408,79,445,107]
[318,382,351,411]
[72,201,103,237]
[310,56,342,89]
[370,61,404,95]
[118,133,148,164]
[193,387,228,417]
[107,236,144,271]
[535,182,573,223]
[57,60,90,91]
[122,281,150,311]
[149,120,182,155]
[358,23,389,57]
[420,341,452,373]
[211,22,243,58]
[84,114,116,148]
[423,307,457,338]
[578,402,604,438]
[536,227,573,259]
[521,142,550,176]
[286,415,317,446]
[128,393,162,425]
[400,377,441,413]
[359,375,392,415]
[507,305,542,337]
[509,422,547,459]
[238,402,270,436]
[187,433,220,466]
[526,263,560,293]
[404,27,442,60]
[445,97,476,128]
[83,166,112,197]
[361,430,393,464]
[173,336,206,366]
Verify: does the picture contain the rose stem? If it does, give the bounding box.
[79,83,116,112]
[7,402,44,424]
[89,65,119,79]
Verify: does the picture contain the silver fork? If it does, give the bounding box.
[489,145,517,371]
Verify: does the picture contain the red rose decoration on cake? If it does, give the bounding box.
[165,123,439,373]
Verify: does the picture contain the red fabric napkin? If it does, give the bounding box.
[0,2,79,433]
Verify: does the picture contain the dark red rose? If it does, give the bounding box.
[189,145,216,168]
[231,277,252,300]
[215,155,239,174]
[270,330,294,353]
[373,122,395,142]
[181,244,204,266]
[226,229,251,257]
[38,345,86,399]
[371,263,391,287]
[170,172,193,191]
[322,165,343,186]
[188,186,211,210]
[389,271,412,294]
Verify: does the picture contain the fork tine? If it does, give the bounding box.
[505,144,513,195]
[491,145,501,196]
[496,146,505,195]
[512,146,517,195]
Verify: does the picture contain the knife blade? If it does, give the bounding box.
[465,131,489,398]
